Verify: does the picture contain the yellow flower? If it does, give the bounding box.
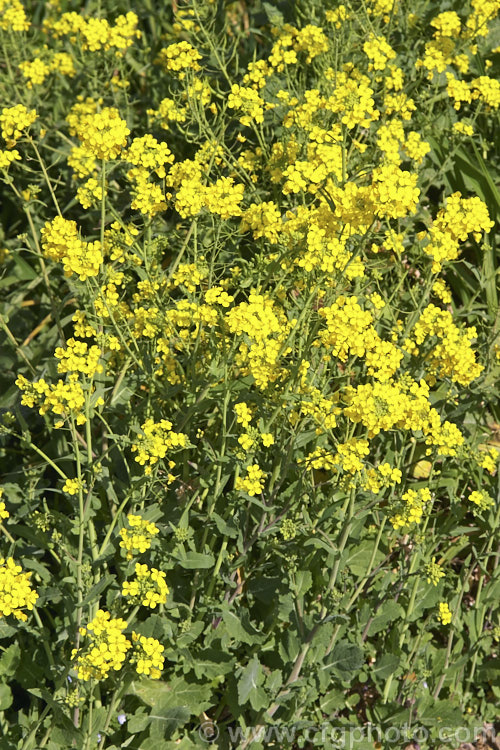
[72,610,131,681]
[235,464,266,496]
[437,602,452,625]
[72,107,130,161]
[62,478,83,496]
[0,104,37,145]
[122,563,169,608]
[0,557,38,621]
[119,515,160,560]
[130,632,165,679]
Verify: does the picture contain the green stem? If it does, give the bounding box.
[0,314,37,376]
[32,608,56,669]
[28,137,62,217]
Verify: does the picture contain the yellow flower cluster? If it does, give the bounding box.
[0,0,29,31]
[131,418,188,476]
[367,0,397,18]
[54,338,103,377]
[0,104,37,146]
[0,489,9,521]
[51,51,76,77]
[124,134,174,178]
[416,37,455,79]
[477,447,498,474]
[71,107,130,161]
[363,463,402,494]
[147,97,187,130]
[293,24,329,62]
[225,292,294,388]
[76,177,103,209]
[18,58,50,88]
[363,34,396,70]
[130,632,165,678]
[325,71,380,129]
[305,442,402,493]
[423,192,493,272]
[0,149,21,169]
[44,11,141,56]
[403,131,431,163]
[406,304,483,386]
[470,76,500,109]
[344,380,409,436]
[0,557,38,621]
[67,144,97,179]
[62,478,83,496]
[170,262,207,293]
[122,134,174,215]
[468,490,494,513]
[466,0,500,39]
[390,487,432,529]
[235,464,266,496]
[437,602,452,625]
[325,6,350,28]
[122,563,169,609]
[73,610,130,681]
[295,385,340,434]
[156,41,202,74]
[240,202,282,243]
[227,85,265,127]
[205,286,234,307]
[330,182,376,231]
[235,402,254,429]
[318,296,402,381]
[383,91,416,120]
[16,373,87,427]
[266,23,329,71]
[41,217,103,280]
[307,438,370,475]
[446,74,473,109]
[73,610,165,681]
[17,51,76,88]
[432,278,452,304]
[119,514,160,560]
[205,177,245,220]
[371,164,420,219]
[431,11,461,38]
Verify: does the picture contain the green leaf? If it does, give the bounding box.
[419,699,464,726]
[76,574,116,609]
[190,649,234,680]
[320,688,345,714]
[247,576,281,603]
[367,602,404,635]
[0,643,20,678]
[149,706,191,738]
[292,570,312,597]
[127,709,150,734]
[11,254,37,281]
[174,551,215,569]
[237,656,266,709]
[347,540,385,579]
[211,512,238,538]
[128,676,212,716]
[262,3,284,27]
[219,603,264,645]
[371,653,400,681]
[0,684,12,711]
[323,642,364,679]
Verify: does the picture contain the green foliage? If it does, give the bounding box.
[0,0,499,748]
